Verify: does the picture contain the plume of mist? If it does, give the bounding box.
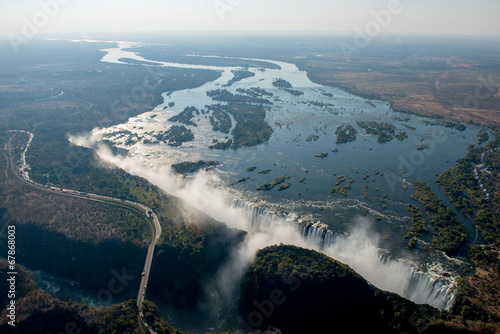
[324,218,415,296]
[69,132,454,310]
[68,132,101,148]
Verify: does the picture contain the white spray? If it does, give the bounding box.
[70,133,455,311]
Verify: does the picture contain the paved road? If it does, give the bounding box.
[131,200,161,307]
[5,131,161,332]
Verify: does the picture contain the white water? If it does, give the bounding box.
[71,136,456,310]
[229,198,455,310]
[69,39,457,310]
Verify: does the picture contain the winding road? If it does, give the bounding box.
[4,131,161,332]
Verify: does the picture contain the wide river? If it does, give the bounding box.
[67,39,494,330]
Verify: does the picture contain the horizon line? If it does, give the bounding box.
[1,30,500,39]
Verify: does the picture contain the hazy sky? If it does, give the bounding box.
[1,0,499,36]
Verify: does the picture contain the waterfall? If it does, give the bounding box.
[405,271,455,310]
[229,198,456,310]
[231,198,277,230]
[85,140,457,312]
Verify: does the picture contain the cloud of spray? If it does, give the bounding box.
[68,131,102,148]
[69,131,454,310]
[212,222,310,305]
[324,218,407,291]
[323,219,448,306]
